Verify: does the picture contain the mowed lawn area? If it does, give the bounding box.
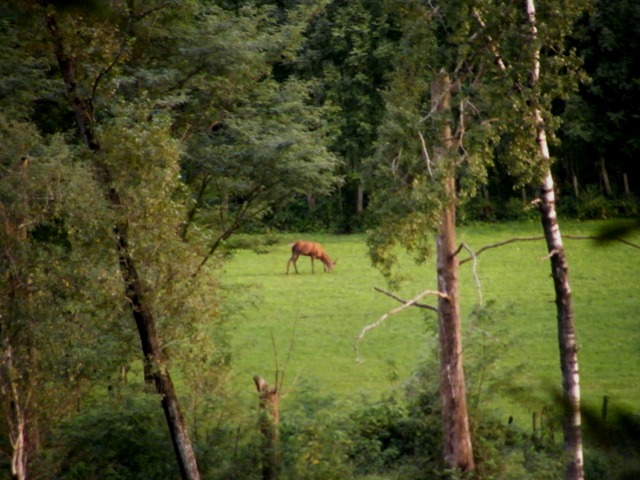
[221,220,640,425]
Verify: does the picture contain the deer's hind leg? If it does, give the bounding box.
[287,254,299,274]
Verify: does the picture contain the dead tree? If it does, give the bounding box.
[253,375,281,480]
[432,71,475,472]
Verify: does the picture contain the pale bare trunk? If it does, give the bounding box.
[432,72,474,472]
[599,156,612,196]
[356,183,364,214]
[572,171,580,198]
[254,376,281,480]
[306,192,316,210]
[623,172,630,195]
[1,337,27,480]
[538,170,584,480]
[526,2,584,478]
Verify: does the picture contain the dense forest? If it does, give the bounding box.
[1,0,639,479]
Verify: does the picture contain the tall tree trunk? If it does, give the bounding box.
[525,2,584,479]
[622,172,630,195]
[599,156,612,196]
[432,72,474,473]
[356,183,364,214]
[0,337,27,480]
[537,172,583,480]
[43,9,201,480]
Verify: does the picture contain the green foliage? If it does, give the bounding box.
[362,0,587,277]
[559,0,640,197]
[150,1,344,244]
[296,0,394,170]
[582,406,640,480]
[46,390,180,480]
[0,115,133,431]
[558,187,640,220]
[266,195,339,233]
[2,0,640,477]
[470,419,564,480]
[583,406,640,480]
[347,396,419,474]
[0,5,233,477]
[279,380,354,480]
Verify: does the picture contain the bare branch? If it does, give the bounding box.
[91,36,130,105]
[471,8,508,73]
[540,248,560,260]
[459,234,640,266]
[454,98,466,152]
[132,2,175,21]
[390,148,403,179]
[270,330,279,390]
[181,173,211,241]
[564,234,640,250]
[459,243,483,306]
[459,236,544,264]
[279,317,299,392]
[420,85,456,123]
[354,288,447,362]
[418,131,433,177]
[373,286,438,312]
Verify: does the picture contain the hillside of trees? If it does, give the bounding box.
[1,0,639,479]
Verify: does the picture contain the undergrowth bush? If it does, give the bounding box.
[558,187,639,219]
[43,389,179,480]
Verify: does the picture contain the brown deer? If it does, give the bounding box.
[286,240,336,274]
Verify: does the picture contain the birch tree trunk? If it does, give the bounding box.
[0,337,27,480]
[432,72,474,473]
[43,9,201,480]
[599,156,612,196]
[525,2,584,479]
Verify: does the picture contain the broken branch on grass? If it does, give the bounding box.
[354,288,447,363]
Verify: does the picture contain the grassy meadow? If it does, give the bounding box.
[221,220,640,427]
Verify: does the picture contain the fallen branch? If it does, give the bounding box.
[354,288,447,362]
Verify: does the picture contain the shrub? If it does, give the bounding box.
[43,390,180,480]
[558,186,639,220]
[497,197,538,221]
[278,380,354,480]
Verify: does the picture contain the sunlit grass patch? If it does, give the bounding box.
[222,221,640,423]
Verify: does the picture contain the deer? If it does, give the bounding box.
[286,240,336,274]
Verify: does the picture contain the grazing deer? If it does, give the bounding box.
[286,240,336,274]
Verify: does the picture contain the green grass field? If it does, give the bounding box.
[221,220,640,426]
